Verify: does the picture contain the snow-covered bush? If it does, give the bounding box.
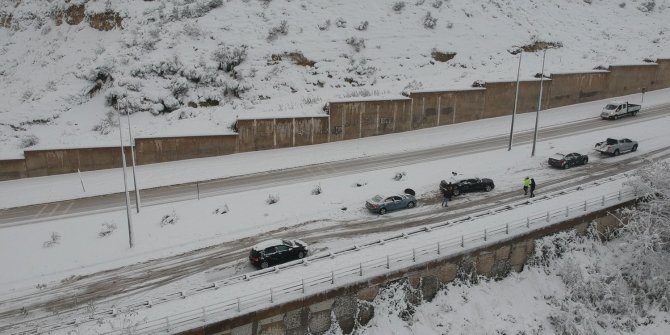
[402,80,423,96]
[170,77,190,100]
[98,222,118,238]
[317,19,330,31]
[266,20,288,42]
[423,11,437,29]
[432,0,443,9]
[92,110,118,135]
[213,204,229,214]
[335,17,347,28]
[266,194,280,205]
[311,184,322,195]
[345,37,366,52]
[393,171,406,181]
[211,45,248,72]
[392,2,406,12]
[183,22,202,38]
[160,210,179,227]
[355,21,369,31]
[638,1,656,12]
[43,232,61,248]
[19,134,39,148]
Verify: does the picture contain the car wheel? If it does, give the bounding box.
[379,208,387,215]
[614,149,620,156]
[260,261,269,269]
[407,201,415,208]
[298,251,305,259]
[563,162,570,169]
[632,144,638,152]
[484,185,492,192]
[452,189,460,196]
[583,157,588,165]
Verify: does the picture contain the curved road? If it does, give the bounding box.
[1,103,670,228]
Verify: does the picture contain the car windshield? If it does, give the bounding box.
[606,138,618,145]
[371,195,383,202]
[282,240,292,246]
[605,104,618,110]
[550,153,565,160]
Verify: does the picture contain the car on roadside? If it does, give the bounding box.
[365,193,417,215]
[548,152,588,169]
[440,177,495,196]
[594,138,638,156]
[249,239,309,269]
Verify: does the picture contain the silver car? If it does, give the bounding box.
[365,193,417,215]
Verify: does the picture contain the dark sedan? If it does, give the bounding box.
[440,178,495,196]
[249,239,309,269]
[548,152,588,169]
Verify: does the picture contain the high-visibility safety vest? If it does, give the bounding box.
[523,178,530,187]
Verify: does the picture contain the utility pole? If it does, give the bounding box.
[508,52,522,151]
[531,49,546,157]
[126,110,141,213]
[118,109,134,248]
[641,87,646,107]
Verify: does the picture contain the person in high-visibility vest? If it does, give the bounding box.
[523,177,530,195]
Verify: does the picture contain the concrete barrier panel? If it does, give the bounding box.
[653,59,670,90]
[607,64,658,97]
[411,94,439,129]
[136,135,237,165]
[312,117,329,145]
[0,159,27,181]
[255,119,275,151]
[293,117,313,147]
[235,119,256,153]
[484,80,551,119]
[547,71,610,107]
[25,147,129,177]
[274,118,293,149]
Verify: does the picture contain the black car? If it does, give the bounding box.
[440,177,495,196]
[548,152,588,169]
[249,239,309,269]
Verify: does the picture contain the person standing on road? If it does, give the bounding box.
[442,190,449,207]
[523,177,530,195]
[530,178,536,198]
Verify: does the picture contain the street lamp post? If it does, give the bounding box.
[531,49,547,157]
[508,52,522,151]
[118,110,135,248]
[126,111,141,213]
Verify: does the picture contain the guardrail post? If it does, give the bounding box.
[412,248,416,262]
[565,206,569,217]
[165,317,171,332]
[437,242,441,255]
[633,188,637,197]
[201,307,207,323]
[331,271,335,284]
[526,217,530,228]
[359,263,363,276]
[386,255,390,269]
[270,288,274,303]
[602,195,605,206]
[618,190,622,200]
[484,229,487,241]
[584,200,587,211]
[196,182,200,200]
[302,279,305,293]
[546,211,550,222]
[505,223,509,234]
[461,235,464,247]
[237,297,241,312]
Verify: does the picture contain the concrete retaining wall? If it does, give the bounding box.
[177,201,632,335]
[1,58,669,182]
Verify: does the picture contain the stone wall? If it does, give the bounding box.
[0,159,27,180]
[177,202,632,335]
[135,135,238,165]
[24,146,132,178]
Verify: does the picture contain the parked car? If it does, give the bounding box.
[594,138,638,156]
[249,239,309,269]
[440,177,495,196]
[365,193,416,215]
[600,101,641,120]
[548,152,588,169]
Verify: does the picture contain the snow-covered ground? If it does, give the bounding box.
[1,0,669,158]
[2,96,670,298]
[1,87,668,209]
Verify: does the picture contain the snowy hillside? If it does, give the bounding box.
[0,0,669,158]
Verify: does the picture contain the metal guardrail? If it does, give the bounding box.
[10,184,637,335]
[99,187,638,335]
